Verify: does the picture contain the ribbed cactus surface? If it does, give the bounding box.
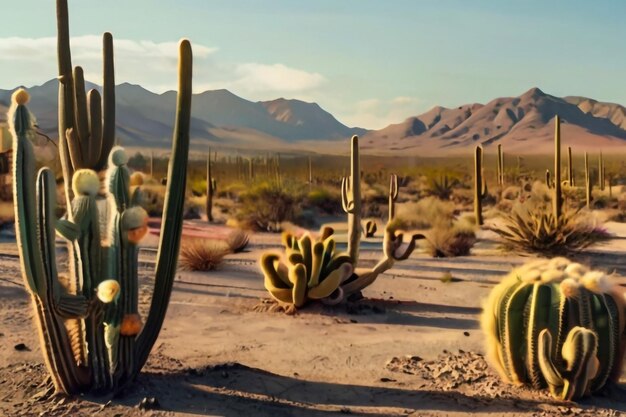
[481,258,625,401]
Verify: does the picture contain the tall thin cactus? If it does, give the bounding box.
[206,149,216,222]
[553,115,562,220]
[10,0,193,395]
[497,143,504,186]
[598,152,605,191]
[388,173,398,221]
[585,152,592,209]
[567,147,572,185]
[474,146,487,226]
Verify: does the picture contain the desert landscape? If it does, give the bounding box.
[2,1,626,417]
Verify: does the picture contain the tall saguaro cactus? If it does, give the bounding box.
[567,146,574,186]
[497,144,504,186]
[474,146,487,226]
[206,150,216,222]
[585,152,592,209]
[342,136,362,265]
[553,115,563,219]
[11,0,193,395]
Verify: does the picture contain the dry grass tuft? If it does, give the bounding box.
[426,224,476,258]
[491,200,609,256]
[178,239,230,271]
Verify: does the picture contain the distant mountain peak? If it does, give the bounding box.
[363,87,626,155]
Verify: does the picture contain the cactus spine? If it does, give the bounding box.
[481,258,625,401]
[553,115,562,220]
[206,150,216,222]
[11,0,193,395]
[474,146,487,226]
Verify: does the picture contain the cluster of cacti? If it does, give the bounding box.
[206,150,217,222]
[9,0,193,395]
[474,146,487,226]
[481,257,625,400]
[261,227,353,307]
[259,136,423,307]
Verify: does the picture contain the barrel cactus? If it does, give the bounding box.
[9,0,193,395]
[481,257,625,401]
[261,227,353,307]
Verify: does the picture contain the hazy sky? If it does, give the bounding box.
[1,0,624,129]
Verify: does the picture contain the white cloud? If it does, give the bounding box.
[341,96,425,129]
[229,63,325,94]
[0,35,325,99]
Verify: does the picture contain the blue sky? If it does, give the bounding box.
[1,0,624,128]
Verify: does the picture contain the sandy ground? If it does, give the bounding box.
[2,222,626,416]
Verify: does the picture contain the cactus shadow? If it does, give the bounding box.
[341,299,480,329]
[107,362,565,416]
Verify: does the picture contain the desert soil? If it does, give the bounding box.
[2,222,626,417]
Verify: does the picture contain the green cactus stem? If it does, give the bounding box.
[553,115,563,219]
[497,144,503,186]
[481,258,625,401]
[598,153,605,191]
[567,146,574,186]
[545,169,553,189]
[388,173,398,221]
[585,152,592,209]
[474,146,487,226]
[132,39,192,376]
[206,150,216,222]
[342,136,362,265]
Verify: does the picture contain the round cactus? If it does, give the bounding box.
[481,257,625,401]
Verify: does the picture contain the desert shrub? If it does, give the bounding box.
[183,195,204,220]
[501,185,521,201]
[426,222,476,257]
[451,188,474,208]
[305,187,341,214]
[235,182,301,232]
[427,175,458,200]
[491,200,609,256]
[139,184,165,216]
[226,228,250,253]
[392,197,455,230]
[179,239,230,271]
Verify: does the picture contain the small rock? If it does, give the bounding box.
[463,331,470,337]
[380,377,396,383]
[14,343,29,351]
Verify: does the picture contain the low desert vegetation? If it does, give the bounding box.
[178,239,231,271]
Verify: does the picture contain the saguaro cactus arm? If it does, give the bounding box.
[134,39,193,373]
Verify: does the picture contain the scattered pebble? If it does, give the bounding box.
[14,343,29,351]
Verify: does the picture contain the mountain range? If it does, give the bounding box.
[0,81,624,155]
